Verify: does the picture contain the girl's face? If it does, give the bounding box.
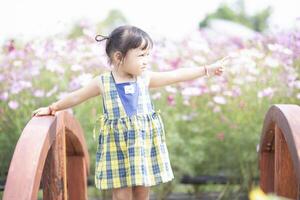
[120,40,151,76]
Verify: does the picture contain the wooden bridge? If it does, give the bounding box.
[2,110,90,200]
[2,104,300,199]
[259,104,300,199]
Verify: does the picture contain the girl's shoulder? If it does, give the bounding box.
[95,71,111,95]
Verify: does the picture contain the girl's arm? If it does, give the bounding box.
[148,61,225,88]
[49,76,102,113]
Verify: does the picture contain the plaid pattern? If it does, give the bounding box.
[94,71,174,190]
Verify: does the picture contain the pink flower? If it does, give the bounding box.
[10,81,32,94]
[167,95,175,106]
[257,87,275,98]
[8,100,19,110]
[7,39,15,53]
[0,92,8,101]
[169,58,181,69]
[216,132,225,141]
[232,87,241,97]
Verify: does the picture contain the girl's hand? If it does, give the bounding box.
[207,56,230,76]
[31,106,54,117]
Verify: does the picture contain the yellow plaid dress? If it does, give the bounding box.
[94,71,174,190]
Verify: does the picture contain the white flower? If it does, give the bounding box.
[57,92,69,100]
[295,81,300,89]
[223,91,233,97]
[181,87,202,96]
[33,89,45,97]
[165,86,177,94]
[267,43,292,55]
[151,92,161,100]
[0,92,8,101]
[8,100,19,109]
[71,64,83,71]
[213,96,227,105]
[46,60,65,74]
[264,57,280,68]
[257,87,275,98]
[77,73,93,86]
[233,78,245,85]
[210,84,221,93]
[13,60,22,67]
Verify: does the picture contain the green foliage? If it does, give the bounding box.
[68,9,127,39]
[96,9,128,32]
[199,1,272,32]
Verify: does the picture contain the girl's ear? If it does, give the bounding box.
[113,51,123,63]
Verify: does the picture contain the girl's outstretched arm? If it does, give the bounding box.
[148,57,228,88]
[50,76,102,112]
[32,76,102,116]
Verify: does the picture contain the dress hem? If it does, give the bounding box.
[94,176,175,190]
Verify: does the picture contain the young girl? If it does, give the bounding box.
[32,25,225,200]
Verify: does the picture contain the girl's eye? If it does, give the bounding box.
[139,53,149,57]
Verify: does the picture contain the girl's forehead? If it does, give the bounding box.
[128,39,152,54]
[132,46,151,54]
[138,38,152,50]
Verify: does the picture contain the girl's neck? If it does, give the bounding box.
[112,69,136,83]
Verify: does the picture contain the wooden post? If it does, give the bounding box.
[259,104,300,199]
[42,130,68,200]
[67,156,88,200]
[274,125,298,198]
[3,111,90,200]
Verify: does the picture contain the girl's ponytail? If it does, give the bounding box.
[95,34,110,42]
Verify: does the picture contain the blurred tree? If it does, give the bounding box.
[68,9,128,39]
[96,9,128,34]
[199,0,272,32]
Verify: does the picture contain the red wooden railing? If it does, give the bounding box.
[3,110,90,200]
[259,104,300,199]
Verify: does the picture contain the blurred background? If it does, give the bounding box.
[0,0,300,199]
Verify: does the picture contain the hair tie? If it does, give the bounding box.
[95,34,110,42]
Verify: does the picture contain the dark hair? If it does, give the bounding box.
[95,25,153,65]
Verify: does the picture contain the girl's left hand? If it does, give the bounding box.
[208,56,230,76]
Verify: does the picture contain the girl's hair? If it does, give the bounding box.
[95,25,153,65]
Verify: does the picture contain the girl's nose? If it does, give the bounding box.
[143,57,149,65]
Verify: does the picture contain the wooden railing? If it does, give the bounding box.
[3,104,300,199]
[3,110,90,200]
[259,104,300,199]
